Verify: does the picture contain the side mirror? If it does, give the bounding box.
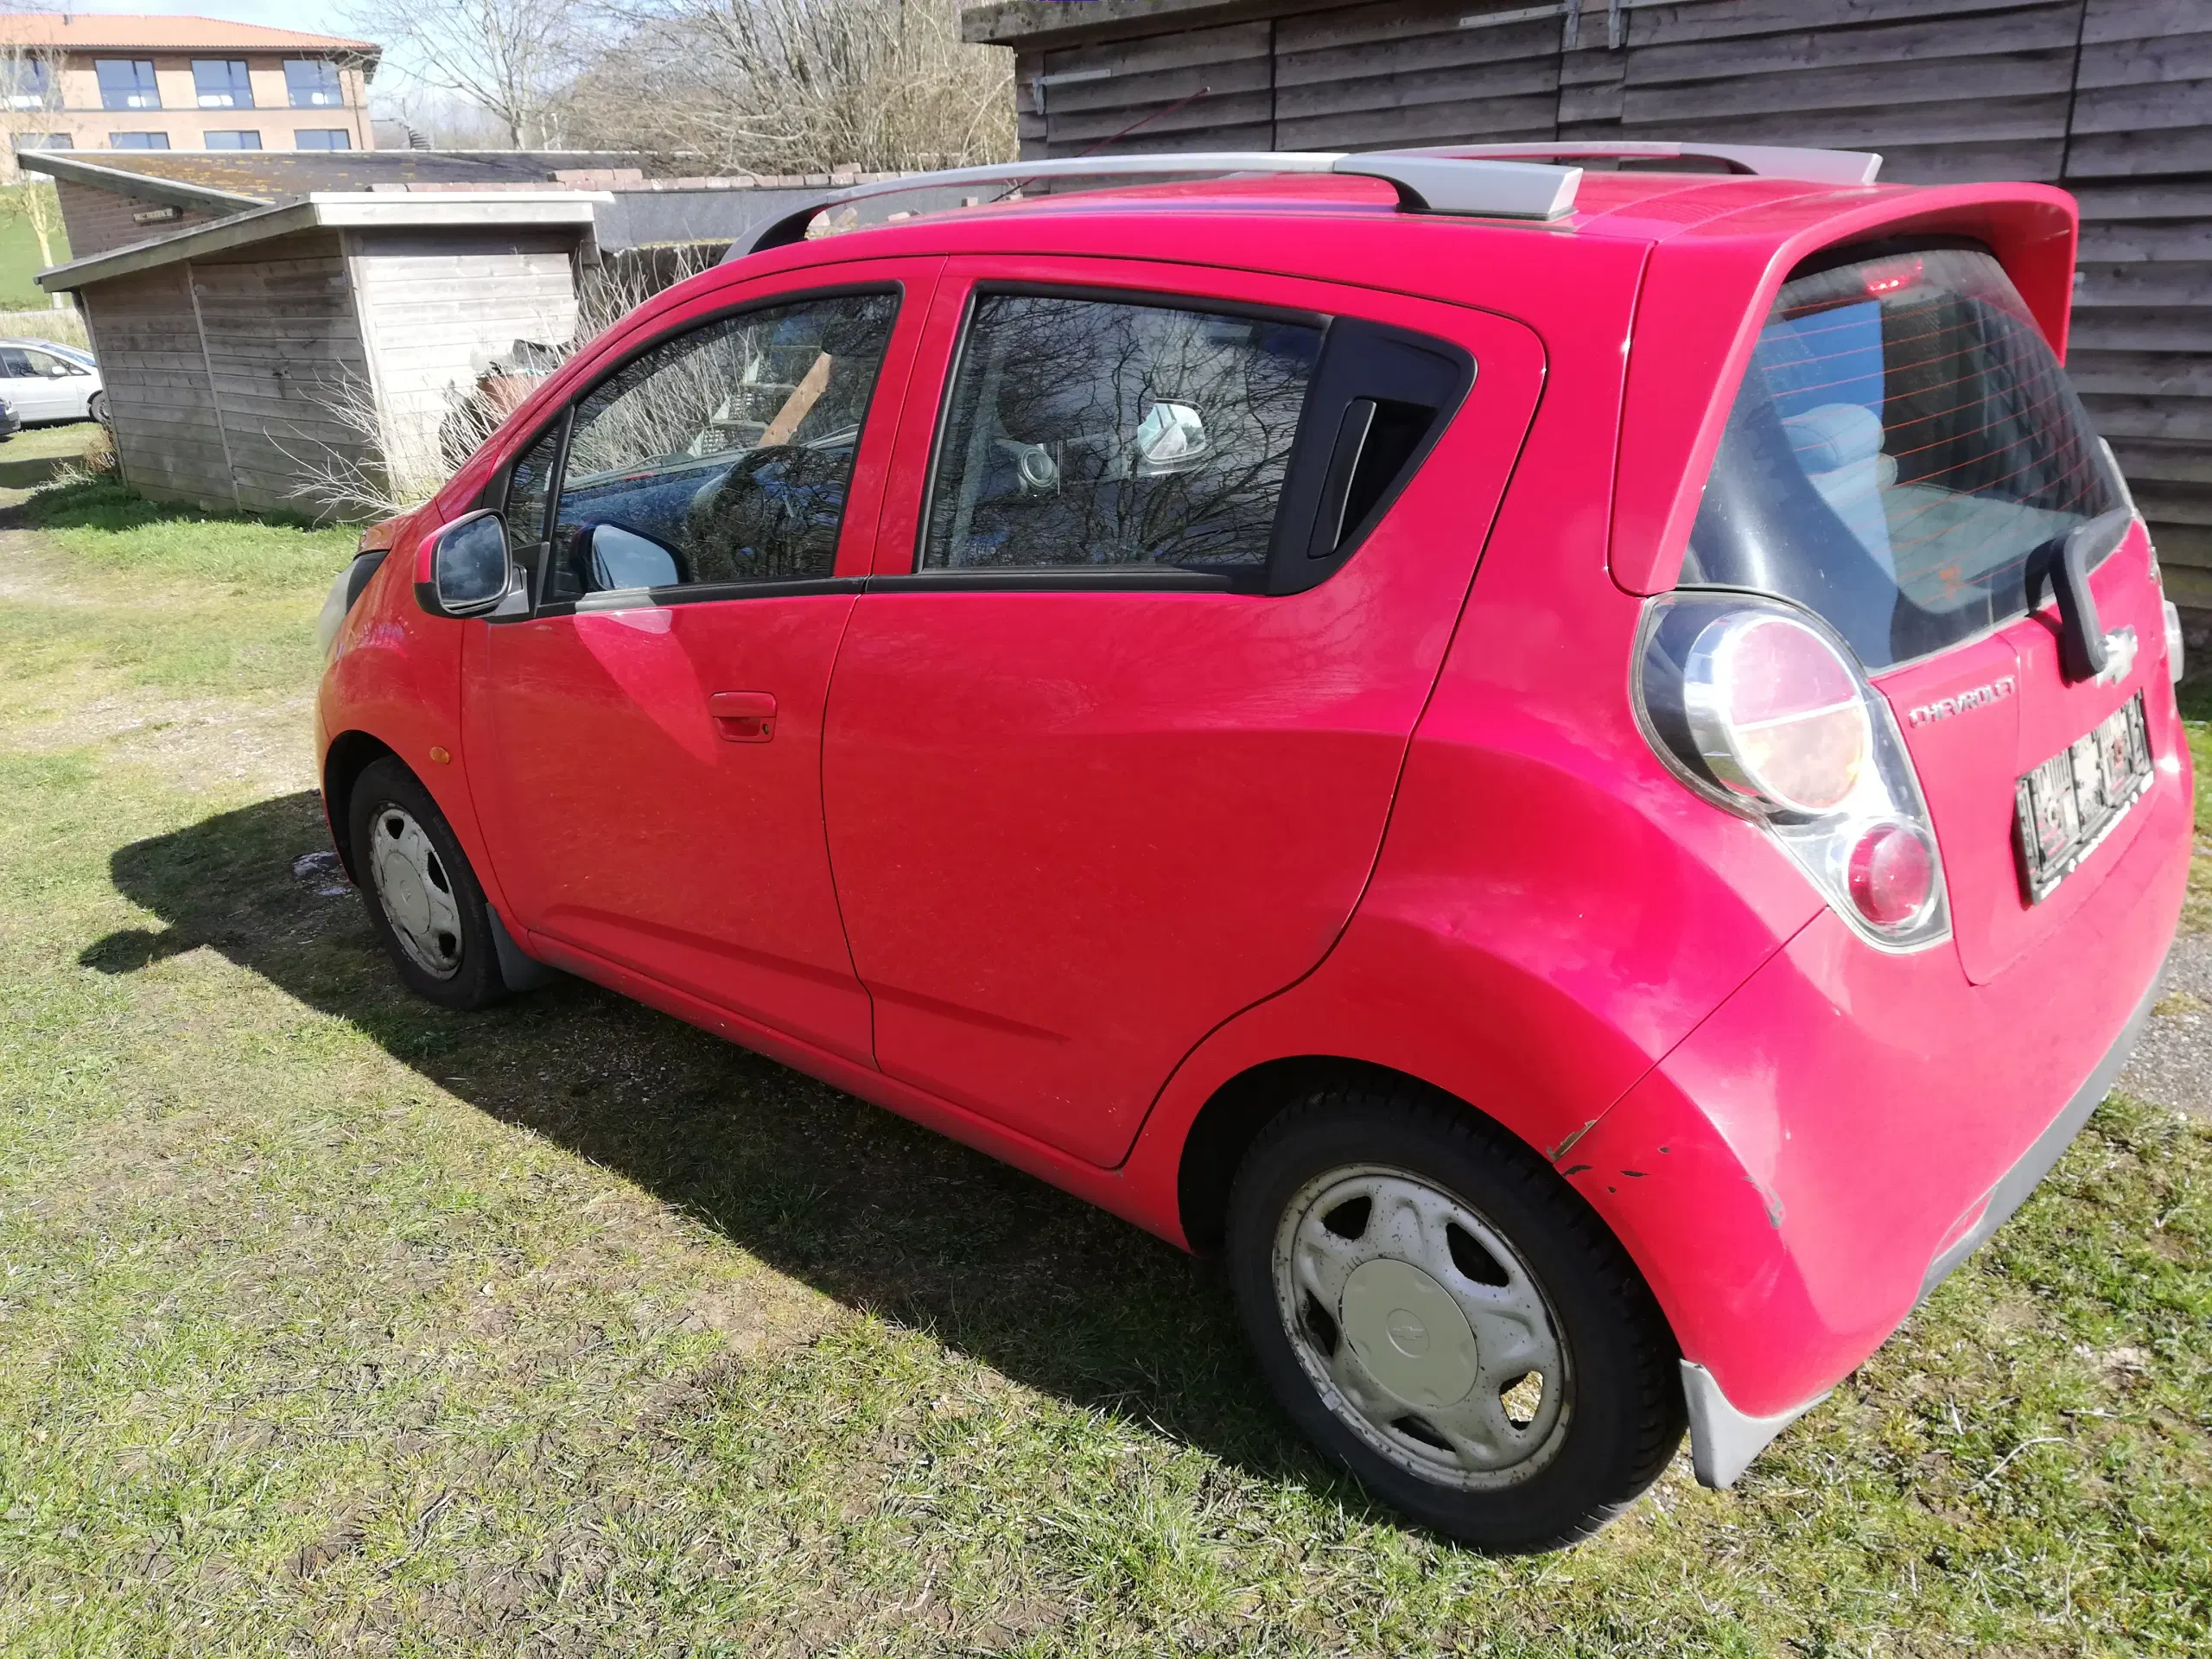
[1134,402,1209,475]
[420,510,513,617]
[575,521,682,592]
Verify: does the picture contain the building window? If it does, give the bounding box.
[296,128,352,150]
[193,60,255,109]
[1,59,53,111]
[97,60,162,111]
[284,59,344,109]
[14,133,73,150]
[108,132,171,150]
[204,130,262,149]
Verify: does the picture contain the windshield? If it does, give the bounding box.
[1681,245,2120,671]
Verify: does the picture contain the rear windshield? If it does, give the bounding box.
[1681,245,2120,671]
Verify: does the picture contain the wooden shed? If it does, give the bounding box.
[35,192,593,517]
[27,149,842,518]
[963,0,2212,629]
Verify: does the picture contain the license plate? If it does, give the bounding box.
[2014,692,2152,903]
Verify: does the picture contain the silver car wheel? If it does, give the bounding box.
[368,805,464,980]
[1272,1165,1572,1490]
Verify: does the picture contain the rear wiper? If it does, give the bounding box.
[2027,507,2131,683]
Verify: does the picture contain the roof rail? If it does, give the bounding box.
[1397,142,1884,188]
[735,150,1583,257]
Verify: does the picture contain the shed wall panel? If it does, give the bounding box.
[77,263,232,512]
[190,234,377,519]
[52,179,226,261]
[347,229,579,495]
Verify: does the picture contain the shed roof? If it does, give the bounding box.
[22,149,618,214]
[37,191,607,293]
[0,12,378,58]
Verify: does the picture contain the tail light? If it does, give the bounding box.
[1637,594,1950,950]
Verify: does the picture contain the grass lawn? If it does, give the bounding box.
[0,193,69,310]
[1,479,2209,1656]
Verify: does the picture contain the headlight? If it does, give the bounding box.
[316,566,353,660]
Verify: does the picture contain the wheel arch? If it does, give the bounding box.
[321,729,403,881]
[1177,1055,1560,1255]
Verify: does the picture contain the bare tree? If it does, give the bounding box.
[0,35,70,295]
[572,0,1013,175]
[343,0,588,148]
[287,246,719,519]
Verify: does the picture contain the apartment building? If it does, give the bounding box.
[0,13,378,174]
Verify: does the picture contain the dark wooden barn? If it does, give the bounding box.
[963,0,2212,632]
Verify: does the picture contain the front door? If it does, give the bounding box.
[822,259,1546,1165]
[463,265,936,1064]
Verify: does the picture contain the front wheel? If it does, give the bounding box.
[1226,1079,1684,1552]
[347,758,511,1010]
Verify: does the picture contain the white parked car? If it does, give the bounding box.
[0,339,104,424]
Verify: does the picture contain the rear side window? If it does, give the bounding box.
[923,295,1325,575]
[1682,245,2120,670]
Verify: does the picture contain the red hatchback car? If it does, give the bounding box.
[315,143,2193,1551]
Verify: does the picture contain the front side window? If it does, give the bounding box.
[108,132,169,150]
[205,130,261,149]
[97,60,160,111]
[193,60,253,108]
[923,294,1323,574]
[1682,245,2120,670]
[284,60,343,108]
[296,128,351,150]
[501,421,563,552]
[543,291,899,600]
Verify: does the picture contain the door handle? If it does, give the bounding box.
[708,690,778,742]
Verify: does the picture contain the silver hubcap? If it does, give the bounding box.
[369,805,463,980]
[1273,1166,1570,1489]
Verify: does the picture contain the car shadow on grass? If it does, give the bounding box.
[84,789,1355,1500]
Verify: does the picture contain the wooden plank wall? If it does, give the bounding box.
[79,231,379,518]
[2066,0,2212,609]
[51,179,226,260]
[1006,0,2212,613]
[190,234,378,519]
[79,263,232,512]
[346,230,580,493]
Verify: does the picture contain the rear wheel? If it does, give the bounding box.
[87,391,107,427]
[347,758,509,1010]
[1226,1079,1683,1551]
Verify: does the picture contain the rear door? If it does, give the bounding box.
[821,257,1545,1166]
[1679,244,2172,983]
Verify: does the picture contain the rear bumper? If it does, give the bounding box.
[1561,753,2189,1477]
[1675,975,2155,1488]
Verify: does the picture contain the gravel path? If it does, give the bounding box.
[2121,923,2212,1119]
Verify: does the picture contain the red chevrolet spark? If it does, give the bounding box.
[314,143,2193,1551]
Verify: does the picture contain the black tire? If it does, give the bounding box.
[1226,1077,1684,1552]
[87,391,108,427]
[347,758,511,1011]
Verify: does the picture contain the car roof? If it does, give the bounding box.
[747,167,1919,261]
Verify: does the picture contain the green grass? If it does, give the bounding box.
[1,485,2209,1655]
[0,188,70,308]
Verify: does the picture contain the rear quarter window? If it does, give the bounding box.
[1682,245,2120,671]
